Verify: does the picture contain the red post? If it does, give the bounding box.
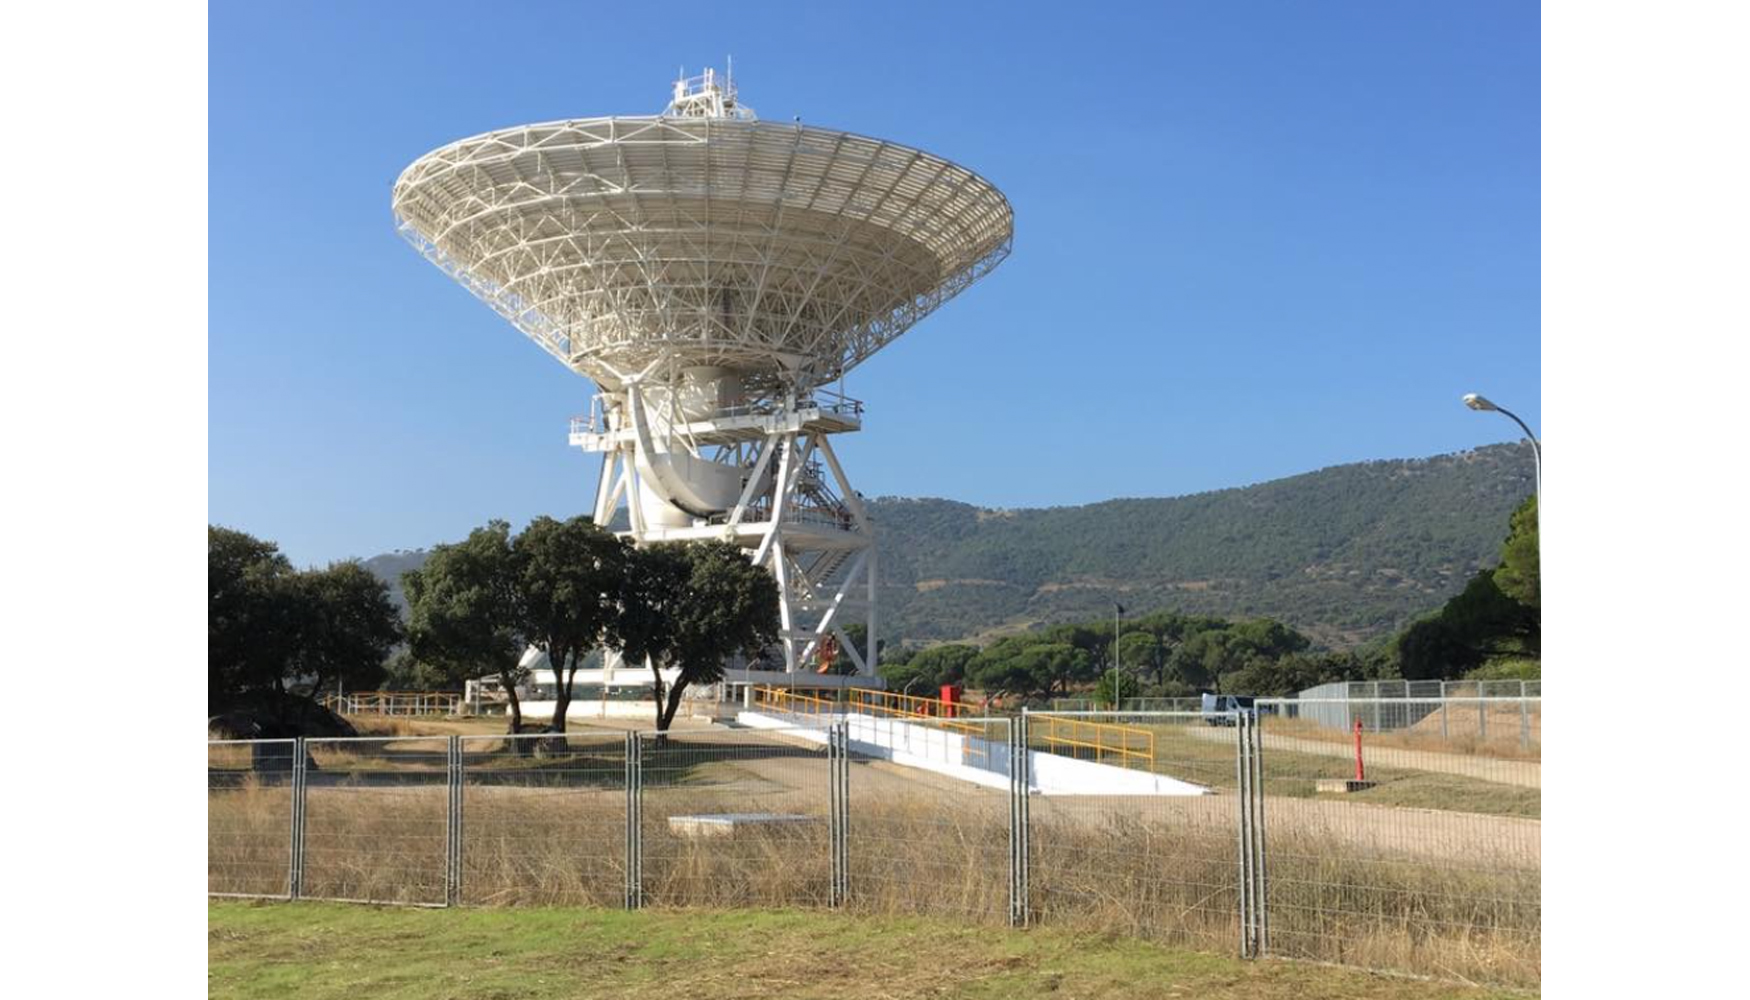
[1353,718,1365,781]
[940,684,960,719]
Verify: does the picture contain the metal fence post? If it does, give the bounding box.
[829,720,848,907]
[1250,713,1269,956]
[1009,715,1030,927]
[289,737,307,901]
[1520,696,1530,749]
[446,735,462,907]
[1235,714,1253,957]
[624,732,642,910]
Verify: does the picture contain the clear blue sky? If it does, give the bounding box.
[210,0,1539,567]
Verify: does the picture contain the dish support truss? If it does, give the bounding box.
[573,386,876,677]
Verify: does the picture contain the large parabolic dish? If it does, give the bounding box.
[392,81,1012,393]
[394,71,1013,680]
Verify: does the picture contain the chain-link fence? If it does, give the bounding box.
[209,703,1540,988]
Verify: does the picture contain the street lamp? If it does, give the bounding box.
[1111,602,1124,711]
[1462,393,1541,511]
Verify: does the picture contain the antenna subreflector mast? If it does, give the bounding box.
[392,69,1013,681]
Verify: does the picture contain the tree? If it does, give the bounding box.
[209,526,298,709]
[1493,496,1539,609]
[211,527,400,708]
[1093,667,1141,707]
[509,516,629,734]
[1116,630,1165,683]
[403,521,529,733]
[1397,616,1479,681]
[1388,494,1541,679]
[290,561,401,698]
[879,643,977,695]
[967,638,1092,701]
[613,540,780,733]
[380,650,465,691]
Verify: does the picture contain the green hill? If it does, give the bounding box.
[363,445,1534,651]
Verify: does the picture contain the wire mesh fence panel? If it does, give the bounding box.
[1265,697,1541,762]
[1024,712,1243,953]
[457,731,627,907]
[301,736,450,905]
[208,740,295,897]
[1253,700,1541,988]
[637,727,832,909]
[841,717,1013,924]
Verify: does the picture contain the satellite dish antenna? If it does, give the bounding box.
[392,68,1013,679]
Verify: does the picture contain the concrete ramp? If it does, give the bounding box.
[737,710,1209,796]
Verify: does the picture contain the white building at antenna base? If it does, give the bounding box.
[393,69,1013,691]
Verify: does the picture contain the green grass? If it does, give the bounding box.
[209,901,1531,1000]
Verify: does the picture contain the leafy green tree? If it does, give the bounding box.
[1093,668,1143,707]
[879,643,977,695]
[1397,567,1538,680]
[290,561,401,697]
[1224,651,1366,696]
[1039,624,1115,674]
[380,650,465,691]
[1165,630,1230,690]
[209,526,299,709]
[1397,616,1478,680]
[1229,619,1312,660]
[1494,496,1539,609]
[968,638,1092,701]
[403,521,528,732]
[1387,493,1541,680]
[209,527,400,713]
[1116,630,1164,682]
[511,516,630,734]
[613,540,780,733]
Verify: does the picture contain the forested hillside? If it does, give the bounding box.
[364,445,1535,651]
[866,444,1534,649]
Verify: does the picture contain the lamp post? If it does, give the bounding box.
[1111,602,1124,711]
[1463,393,1541,511]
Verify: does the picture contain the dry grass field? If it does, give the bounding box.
[211,728,1540,988]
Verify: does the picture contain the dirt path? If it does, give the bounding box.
[1185,726,1541,789]
[696,753,1537,867]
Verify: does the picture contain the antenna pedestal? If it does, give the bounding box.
[574,388,877,678]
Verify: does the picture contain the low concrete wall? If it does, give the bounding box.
[521,700,660,722]
[736,710,1208,797]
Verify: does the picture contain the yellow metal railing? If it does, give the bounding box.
[1030,715,1155,770]
[752,687,842,718]
[752,686,991,738]
[750,686,1155,769]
